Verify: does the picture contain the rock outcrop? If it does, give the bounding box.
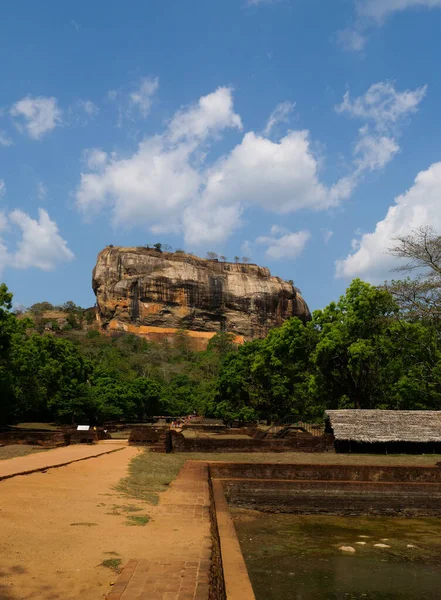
[92,247,310,348]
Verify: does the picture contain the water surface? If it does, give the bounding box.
[233,510,441,600]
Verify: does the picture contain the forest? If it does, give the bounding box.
[1,227,441,426]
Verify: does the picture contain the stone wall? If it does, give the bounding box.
[0,430,68,447]
[209,462,441,517]
[209,462,441,482]
[170,432,334,453]
[128,426,172,452]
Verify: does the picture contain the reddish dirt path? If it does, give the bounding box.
[0,443,127,481]
[0,446,161,600]
[108,461,212,600]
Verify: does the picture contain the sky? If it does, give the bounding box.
[1,0,441,312]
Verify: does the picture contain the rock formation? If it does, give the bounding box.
[92,246,310,348]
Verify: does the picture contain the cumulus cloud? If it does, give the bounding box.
[0,208,74,272]
[263,101,295,136]
[75,85,402,247]
[10,96,62,140]
[0,130,13,146]
[256,226,311,259]
[167,86,242,143]
[129,77,159,118]
[335,162,441,281]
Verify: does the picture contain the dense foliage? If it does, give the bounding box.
[2,275,441,426]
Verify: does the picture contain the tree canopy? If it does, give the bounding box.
[2,261,441,426]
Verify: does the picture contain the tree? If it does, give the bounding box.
[153,243,162,252]
[207,251,218,260]
[162,244,172,252]
[386,226,441,322]
[29,301,54,315]
[242,256,250,263]
[234,256,240,263]
[220,255,227,262]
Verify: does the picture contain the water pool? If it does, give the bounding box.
[233,510,441,600]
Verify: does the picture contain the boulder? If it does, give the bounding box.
[92,247,311,347]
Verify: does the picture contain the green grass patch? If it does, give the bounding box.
[110,430,131,439]
[100,558,122,572]
[0,445,48,461]
[115,452,188,504]
[70,522,98,527]
[12,422,59,431]
[126,514,150,526]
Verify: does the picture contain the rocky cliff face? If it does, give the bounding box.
[92,247,310,347]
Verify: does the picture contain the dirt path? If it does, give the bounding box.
[0,446,165,600]
[0,443,127,481]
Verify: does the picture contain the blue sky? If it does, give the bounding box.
[1,0,441,312]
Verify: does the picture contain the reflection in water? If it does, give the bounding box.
[232,511,441,600]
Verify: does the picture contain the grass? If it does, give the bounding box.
[11,422,60,431]
[70,522,98,527]
[116,449,441,506]
[0,444,48,461]
[125,514,150,526]
[100,558,122,572]
[110,430,131,439]
[107,504,144,516]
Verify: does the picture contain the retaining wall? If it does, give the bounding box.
[171,432,334,453]
[209,462,441,517]
[0,430,68,447]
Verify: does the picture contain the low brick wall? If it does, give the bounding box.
[209,462,441,517]
[208,478,226,600]
[129,426,171,452]
[220,478,441,516]
[0,430,68,447]
[171,432,334,453]
[182,424,227,434]
[209,462,441,482]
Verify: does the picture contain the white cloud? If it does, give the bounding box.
[10,96,62,140]
[256,228,311,259]
[356,0,441,22]
[353,128,399,171]
[129,77,159,118]
[37,181,47,200]
[264,101,295,136]
[323,228,334,243]
[83,148,108,170]
[336,161,441,281]
[0,208,74,272]
[0,179,5,197]
[75,86,392,247]
[167,86,243,143]
[342,1,441,52]
[246,0,280,4]
[79,100,99,118]
[0,130,13,146]
[335,82,425,185]
[336,82,427,132]
[337,28,367,52]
